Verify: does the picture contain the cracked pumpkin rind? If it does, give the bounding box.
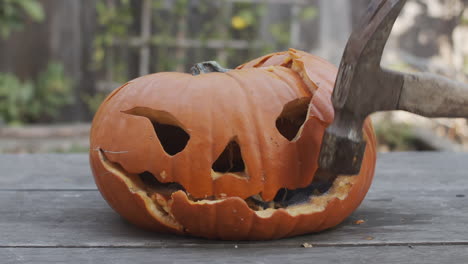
[89,49,376,240]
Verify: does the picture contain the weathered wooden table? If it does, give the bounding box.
[1,152,467,263]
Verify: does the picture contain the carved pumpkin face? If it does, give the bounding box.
[89,49,376,240]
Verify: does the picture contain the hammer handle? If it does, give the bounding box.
[399,72,468,117]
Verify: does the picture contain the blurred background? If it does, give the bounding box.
[0,0,467,153]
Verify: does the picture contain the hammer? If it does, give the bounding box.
[318,0,468,175]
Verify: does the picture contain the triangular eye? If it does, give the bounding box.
[276,97,310,141]
[123,107,190,156]
[152,122,190,156]
[212,139,245,173]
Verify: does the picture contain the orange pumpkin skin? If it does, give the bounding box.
[89,49,376,240]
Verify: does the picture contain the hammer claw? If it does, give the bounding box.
[347,0,406,63]
[319,0,408,175]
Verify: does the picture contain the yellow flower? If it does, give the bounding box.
[231,16,248,30]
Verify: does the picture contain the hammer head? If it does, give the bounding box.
[319,0,407,175]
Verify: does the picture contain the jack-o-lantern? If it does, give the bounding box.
[89,49,376,240]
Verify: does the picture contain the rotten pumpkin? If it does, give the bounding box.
[89,49,376,240]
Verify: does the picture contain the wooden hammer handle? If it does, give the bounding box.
[398,72,468,118]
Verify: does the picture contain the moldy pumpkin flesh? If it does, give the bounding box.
[89,49,377,240]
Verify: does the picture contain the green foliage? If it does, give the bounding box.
[82,92,108,114]
[461,10,468,25]
[33,63,74,120]
[174,0,189,16]
[93,0,133,69]
[230,3,266,41]
[0,63,73,124]
[387,61,416,72]
[93,0,305,86]
[0,73,35,124]
[0,0,44,39]
[269,23,291,47]
[231,9,256,29]
[374,122,419,151]
[299,7,318,21]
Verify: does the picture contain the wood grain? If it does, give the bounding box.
[0,153,467,262]
[1,246,468,264]
[0,188,467,247]
[1,152,467,247]
[0,154,93,190]
[400,72,468,118]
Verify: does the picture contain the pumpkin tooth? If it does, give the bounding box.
[282,176,355,217]
[169,174,356,219]
[211,170,249,181]
[97,150,182,229]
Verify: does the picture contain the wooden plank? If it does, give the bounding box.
[1,246,468,264]
[2,152,468,191]
[0,154,93,190]
[370,152,468,192]
[1,152,467,250]
[0,188,466,247]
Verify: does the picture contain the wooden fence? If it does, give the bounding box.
[0,0,364,121]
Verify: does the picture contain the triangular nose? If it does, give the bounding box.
[212,139,245,173]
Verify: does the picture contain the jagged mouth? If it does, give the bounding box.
[97,149,356,226]
[138,169,336,210]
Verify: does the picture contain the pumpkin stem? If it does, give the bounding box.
[190,61,230,75]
